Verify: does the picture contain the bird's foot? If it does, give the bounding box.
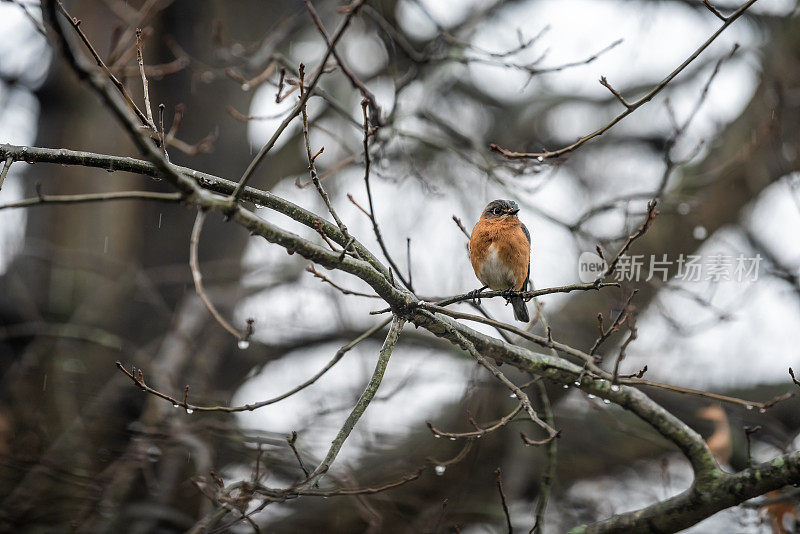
[467,286,488,305]
[501,288,517,301]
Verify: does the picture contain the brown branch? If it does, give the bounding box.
[304,0,383,126]
[135,28,154,128]
[598,75,632,108]
[452,215,471,239]
[419,310,559,445]
[703,0,729,21]
[298,63,358,262]
[351,99,414,291]
[55,1,155,131]
[229,0,368,201]
[189,210,248,340]
[375,279,620,312]
[628,380,794,411]
[494,468,513,534]
[0,156,12,190]
[306,264,380,298]
[612,318,639,384]
[0,189,181,210]
[603,199,659,277]
[790,368,800,388]
[287,431,311,478]
[489,0,758,160]
[426,403,524,440]
[590,289,639,356]
[115,317,392,413]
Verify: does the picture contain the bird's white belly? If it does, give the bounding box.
[478,245,516,290]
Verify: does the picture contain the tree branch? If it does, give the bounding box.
[489,0,759,160]
[297,315,406,489]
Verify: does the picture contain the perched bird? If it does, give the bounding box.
[469,199,530,322]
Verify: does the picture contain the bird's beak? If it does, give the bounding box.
[509,208,520,215]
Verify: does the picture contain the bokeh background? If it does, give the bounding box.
[1,0,800,532]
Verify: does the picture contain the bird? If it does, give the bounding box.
[469,199,530,322]
[696,404,732,469]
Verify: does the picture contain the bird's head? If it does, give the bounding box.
[481,199,520,220]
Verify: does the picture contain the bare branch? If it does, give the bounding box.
[0,156,12,190]
[115,317,392,413]
[489,0,758,160]
[703,0,729,21]
[494,468,513,534]
[229,0,368,201]
[298,63,359,262]
[297,315,406,489]
[427,403,524,440]
[135,28,154,128]
[352,99,414,291]
[598,75,632,108]
[306,264,380,298]
[190,210,248,340]
[419,310,559,445]
[304,0,383,126]
[0,188,181,210]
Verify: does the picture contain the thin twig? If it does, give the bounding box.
[115,317,392,413]
[229,0,368,201]
[703,0,729,21]
[55,1,156,131]
[494,468,513,534]
[189,210,246,340]
[790,368,800,388]
[419,310,558,445]
[287,431,311,478]
[370,279,619,313]
[0,156,12,190]
[598,75,632,108]
[590,289,639,356]
[135,28,154,128]
[304,0,383,126]
[604,199,659,277]
[306,264,380,298]
[427,403,524,440]
[452,215,471,239]
[298,63,358,261]
[744,425,761,468]
[354,99,414,291]
[0,189,182,210]
[612,318,639,384]
[489,0,758,160]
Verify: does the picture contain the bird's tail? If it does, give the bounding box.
[511,296,529,323]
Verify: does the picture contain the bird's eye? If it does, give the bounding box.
[492,208,501,215]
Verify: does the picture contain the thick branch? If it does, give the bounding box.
[573,452,800,533]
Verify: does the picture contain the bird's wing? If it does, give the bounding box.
[521,223,531,289]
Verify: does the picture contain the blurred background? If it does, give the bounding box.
[1,0,800,532]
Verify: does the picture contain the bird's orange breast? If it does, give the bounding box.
[469,217,530,290]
